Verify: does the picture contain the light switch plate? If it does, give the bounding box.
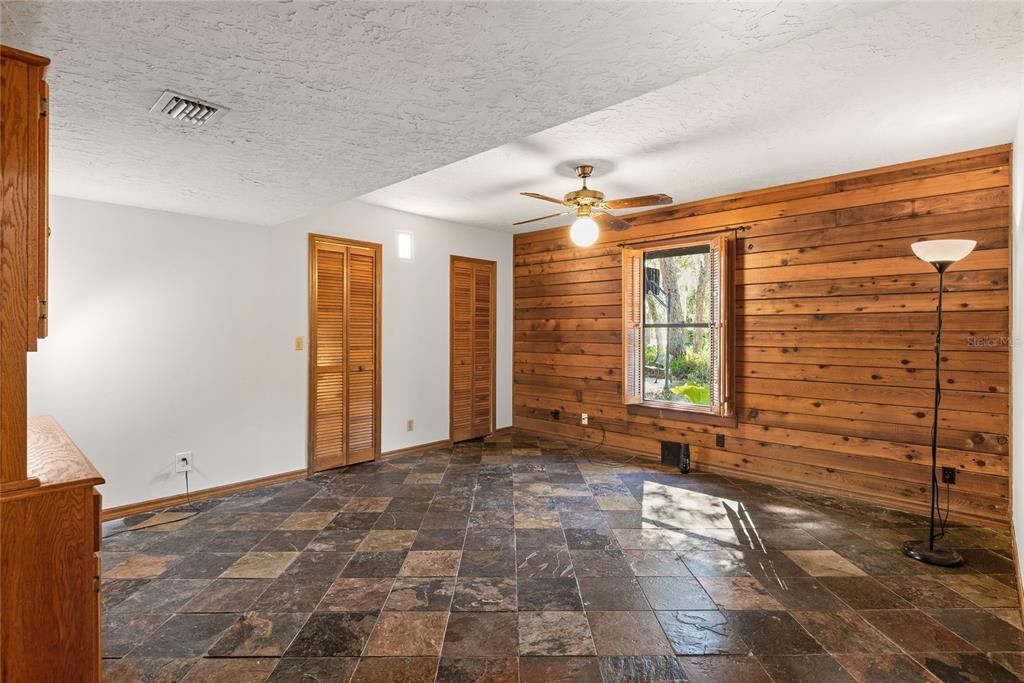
[294,336,304,351]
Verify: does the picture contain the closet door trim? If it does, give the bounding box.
[449,255,496,442]
[308,233,382,473]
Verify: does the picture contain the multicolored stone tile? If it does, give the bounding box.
[207,611,309,657]
[400,550,462,577]
[131,613,238,657]
[179,578,272,613]
[98,431,1022,682]
[384,577,455,611]
[436,657,516,682]
[587,611,674,656]
[284,612,377,657]
[655,610,748,656]
[677,655,771,683]
[102,553,182,579]
[221,551,298,579]
[518,611,595,656]
[350,656,437,683]
[363,611,447,657]
[442,612,518,657]
[451,576,517,612]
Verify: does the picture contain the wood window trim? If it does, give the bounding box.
[622,231,735,421]
[627,403,738,428]
[307,233,382,474]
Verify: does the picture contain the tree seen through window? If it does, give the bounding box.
[642,244,711,405]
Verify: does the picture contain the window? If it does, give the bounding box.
[623,234,733,417]
[397,231,414,261]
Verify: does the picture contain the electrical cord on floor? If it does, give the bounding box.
[927,378,953,541]
[569,421,640,469]
[101,470,203,539]
[937,481,952,539]
[570,420,607,455]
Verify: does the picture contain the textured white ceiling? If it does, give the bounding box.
[0,1,888,226]
[364,2,1024,232]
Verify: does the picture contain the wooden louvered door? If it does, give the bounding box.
[309,235,381,473]
[450,256,496,442]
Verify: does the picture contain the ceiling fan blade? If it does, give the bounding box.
[603,193,673,210]
[594,211,632,232]
[513,210,573,226]
[521,192,566,205]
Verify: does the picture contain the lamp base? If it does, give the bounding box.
[900,540,964,567]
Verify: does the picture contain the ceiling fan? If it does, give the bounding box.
[516,165,673,246]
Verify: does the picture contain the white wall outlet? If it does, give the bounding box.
[581,413,589,426]
[174,451,193,473]
[406,419,414,432]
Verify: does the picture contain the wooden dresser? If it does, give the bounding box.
[1,45,105,681]
[2,419,104,681]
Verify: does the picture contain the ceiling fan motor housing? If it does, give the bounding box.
[564,188,604,206]
[515,163,671,229]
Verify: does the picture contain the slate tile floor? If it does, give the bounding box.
[101,431,1023,682]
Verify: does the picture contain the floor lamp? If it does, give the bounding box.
[900,238,976,567]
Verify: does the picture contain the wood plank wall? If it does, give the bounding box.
[512,145,1012,527]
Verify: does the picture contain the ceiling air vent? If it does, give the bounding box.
[150,90,228,126]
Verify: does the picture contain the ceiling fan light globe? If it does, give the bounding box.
[911,239,976,266]
[570,216,599,247]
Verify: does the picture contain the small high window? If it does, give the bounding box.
[623,234,733,417]
[397,231,414,261]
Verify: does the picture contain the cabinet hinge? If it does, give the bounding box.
[37,298,47,320]
[39,95,48,117]
[93,576,100,593]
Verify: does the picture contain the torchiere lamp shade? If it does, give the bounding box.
[911,239,976,271]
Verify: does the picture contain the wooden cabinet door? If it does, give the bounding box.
[309,235,381,472]
[36,78,49,341]
[1,45,49,484]
[450,256,496,442]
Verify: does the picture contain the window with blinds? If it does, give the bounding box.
[622,233,733,417]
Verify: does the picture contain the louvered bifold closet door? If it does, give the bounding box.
[311,241,348,471]
[450,259,475,442]
[310,236,381,473]
[471,264,495,436]
[450,256,496,443]
[345,246,377,464]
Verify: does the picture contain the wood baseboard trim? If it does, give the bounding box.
[102,469,308,521]
[381,439,451,460]
[694,462,1007,530]
[380,427,515,461]
[513,426,655,460]
[514,425,1009,530]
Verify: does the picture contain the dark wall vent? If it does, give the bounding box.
[150,90,228,127]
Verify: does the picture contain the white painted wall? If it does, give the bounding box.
[29,196,511,509]
[268,199,514,461]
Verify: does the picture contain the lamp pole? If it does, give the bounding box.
[900,239,975,567]
[926,266,943,553]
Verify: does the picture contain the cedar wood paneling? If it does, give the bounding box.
[512,145,1012,526]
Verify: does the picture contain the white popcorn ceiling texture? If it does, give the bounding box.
[1,1,1022,230]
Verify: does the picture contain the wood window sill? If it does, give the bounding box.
[627,403,738,428]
